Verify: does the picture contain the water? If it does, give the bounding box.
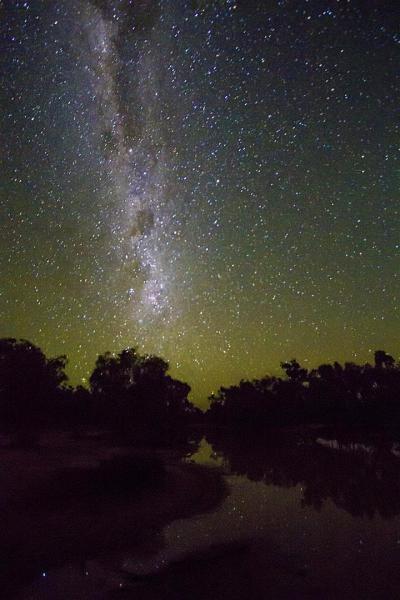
[13,431,400,598]
[163,433,400,598]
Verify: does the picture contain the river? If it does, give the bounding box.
[13,430,400,598]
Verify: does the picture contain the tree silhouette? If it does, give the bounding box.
[0,338,67,425]
[206,351,400,428]
[280,359,308,383]
[374,350,395,369]
[89,347,195,429]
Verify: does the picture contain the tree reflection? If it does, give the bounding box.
[206,430,400,519]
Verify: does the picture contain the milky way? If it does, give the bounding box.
[85,1,176,324]
[0,1,399,405]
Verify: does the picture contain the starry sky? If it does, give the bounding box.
[0,0,399,406]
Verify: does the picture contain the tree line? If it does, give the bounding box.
[1,338,400,430]
[206,351,400,427]
[0,338,201,431]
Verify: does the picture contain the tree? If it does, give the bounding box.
[89,348,140,398]
[89,347,194,427]
[0,338,67,424]
[374,350,395,370]
[280,359,308,383]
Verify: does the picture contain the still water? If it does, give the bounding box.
[173,434,400,598]
[15,431,400,598]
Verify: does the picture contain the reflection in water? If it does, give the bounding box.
[187,437,225,468]
[11,431,400,599]
[205,430,400,518]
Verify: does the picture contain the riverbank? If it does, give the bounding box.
[0,436,228,598]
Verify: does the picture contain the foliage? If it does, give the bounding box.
[206,350,400,427]
[89,347,197,427]
[2,336,400,432]
[0,339,198,432]
[0,338,67,424]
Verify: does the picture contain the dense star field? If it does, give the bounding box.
[0,0,398,405]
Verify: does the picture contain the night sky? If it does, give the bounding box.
[1,0,399,406]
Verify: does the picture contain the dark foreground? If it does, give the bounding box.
[3,428,400,599]
[0,433,227,599]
